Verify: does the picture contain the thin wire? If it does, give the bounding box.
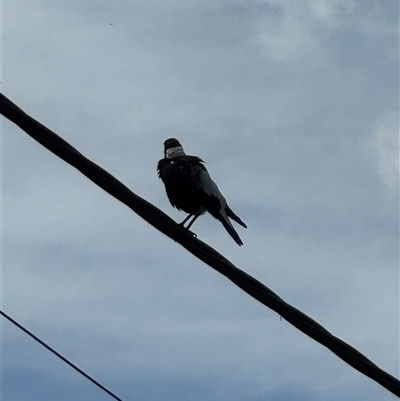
[1,310,124,401]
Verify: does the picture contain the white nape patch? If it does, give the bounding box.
[166,146,186,158]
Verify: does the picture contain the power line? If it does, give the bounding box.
[1,92,399,397]
[1,310,124,401]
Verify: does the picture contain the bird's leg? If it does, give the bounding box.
[179,211,202,238]
[178,214,197,237]
[179,214,193,227]
[185,211,202,230]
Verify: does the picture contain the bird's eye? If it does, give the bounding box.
[170,161,175,165]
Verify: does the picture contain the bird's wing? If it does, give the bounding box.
[197,168,227,210]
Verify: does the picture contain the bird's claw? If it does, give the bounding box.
[187,230,197,238]
[178,224,197,238]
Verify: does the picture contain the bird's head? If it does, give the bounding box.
[164,138,186,158]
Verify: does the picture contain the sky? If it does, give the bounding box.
[1,0,399,400]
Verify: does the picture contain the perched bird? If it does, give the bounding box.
[157,138,247,246]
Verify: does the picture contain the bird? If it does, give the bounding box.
[157,138,247,246]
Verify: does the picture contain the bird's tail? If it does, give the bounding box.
[226,206,247,228]
[217,212,244,246]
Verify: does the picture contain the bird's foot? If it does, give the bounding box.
[178,223,197,238]
[187,230,197,238]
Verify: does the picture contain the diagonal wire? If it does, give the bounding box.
[1,310,124,401]
[0,92,399,397]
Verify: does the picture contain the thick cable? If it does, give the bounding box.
[1,93,399,397]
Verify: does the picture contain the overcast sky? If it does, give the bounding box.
[2,1,399,400]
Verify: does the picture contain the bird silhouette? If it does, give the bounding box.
[157,138,247,245]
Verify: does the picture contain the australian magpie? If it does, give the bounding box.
[157,138,247,246]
